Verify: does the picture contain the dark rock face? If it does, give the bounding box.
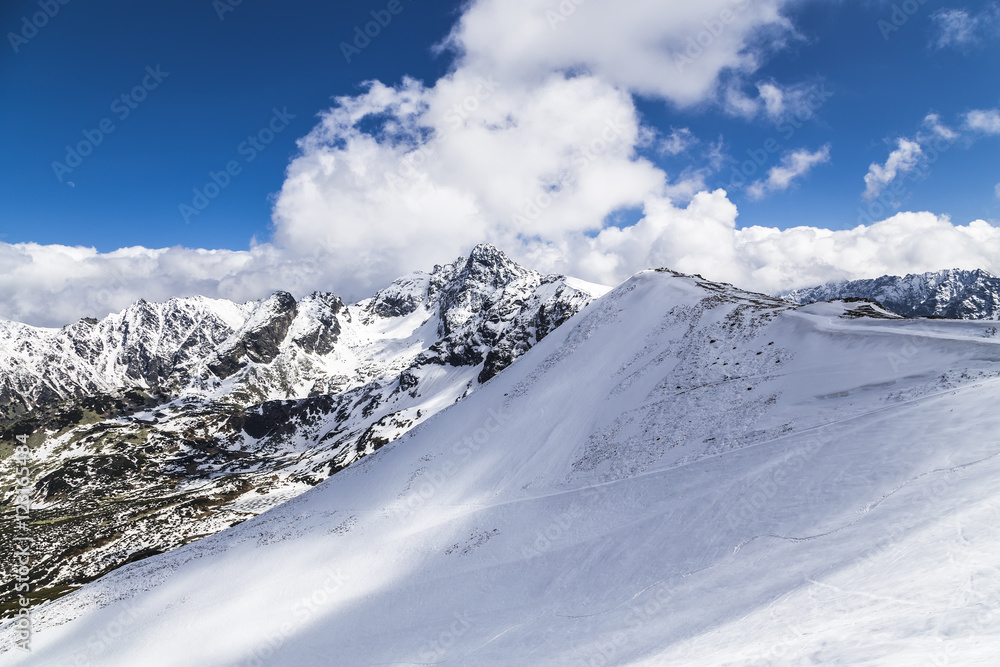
[783,269,1000,320]
[292,292,345,355]
[240,400,297,440]
[369,288,422,319]
[208,292,298,379]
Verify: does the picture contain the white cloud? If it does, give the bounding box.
[5,202,1000,328]
[270,71,667,301]
[507,191,1000,295]
[923,113,958,140]
[932,9,980,49]
[857,112,972,205]
[964,108,1000,134]
[269,0,805,303]
[0,243,304,328]
[756,82,784,119]
[445,0,797,107]
[862,138,923,201]
[4,0,1000,329]
[752,80,828,123]
[931,5,1000,50]
[747,145,831,200]
[722,84,762,119]
[660,128,697,155]
[528,195,1000,296]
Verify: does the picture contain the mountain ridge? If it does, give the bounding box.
[782,268,1000,320]
[0,244,602,615]
[6,266,1000,665]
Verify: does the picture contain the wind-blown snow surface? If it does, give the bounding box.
[4,271,1000,666]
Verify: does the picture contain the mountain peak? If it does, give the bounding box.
[461,243,526,284]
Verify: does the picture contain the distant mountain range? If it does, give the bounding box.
[0,244,601,612]
[782,268,1000,320]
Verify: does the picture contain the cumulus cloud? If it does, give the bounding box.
[530,195,1000,295]
[6,202,1000,328]
[862,138,923,201]
[268,0,806,302]
[270,72,666,301]
[747,144,831,200]
[4,0,1000,329]
[445,0,797,106]
[964,108,1000,134]
[722,84,763,119]
[0,243,344,328]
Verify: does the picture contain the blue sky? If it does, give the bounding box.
[1,0,1000,326]
[0,0,459,250]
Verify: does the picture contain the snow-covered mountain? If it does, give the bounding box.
[0,244,600,414]
[5,269,1000,665]
[0,244,602,615]
[782,268,1000,320]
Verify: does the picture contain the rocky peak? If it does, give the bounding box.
[207,292,299,379]
[291,292,346,355]
[437,244,535,336]
[363,273,432,320]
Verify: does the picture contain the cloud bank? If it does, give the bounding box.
[3,0,1000,327]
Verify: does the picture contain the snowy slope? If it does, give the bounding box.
[0,245,599,616]
[4,270,1000,665]
[783,268,1000,320]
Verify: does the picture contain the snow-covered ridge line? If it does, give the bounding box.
[0,244,606,413]
[782,267,1000,320]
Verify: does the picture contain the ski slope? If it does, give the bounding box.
[4,270,1000,666]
